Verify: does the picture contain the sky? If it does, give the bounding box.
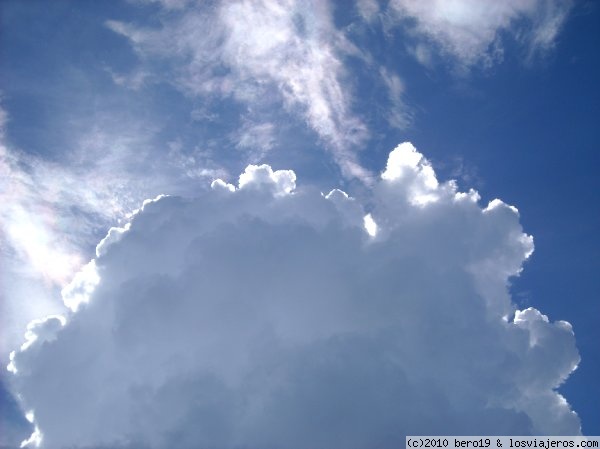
[0,0,598,447]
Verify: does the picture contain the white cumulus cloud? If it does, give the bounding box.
[8,143,580,448]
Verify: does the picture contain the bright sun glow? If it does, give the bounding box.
[7,206,82,286]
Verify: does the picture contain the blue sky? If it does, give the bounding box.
[1,0,598,447]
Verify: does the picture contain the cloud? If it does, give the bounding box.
[8,142,580,448]
[388,0,573,68]
[356,0,380,23]
[106,0,371,180]
[234,120,277,162]
[379,67,411,129]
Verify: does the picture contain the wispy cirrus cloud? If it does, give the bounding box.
[234,120,277,161]
[106,0,573,185]
[379,67,411,129]
[107,0,372,180]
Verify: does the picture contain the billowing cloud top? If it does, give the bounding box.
[8,143,580,448]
